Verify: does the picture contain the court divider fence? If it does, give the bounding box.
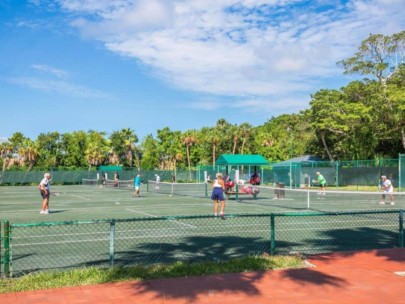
[1,155,404,190]
[1,210,404,278]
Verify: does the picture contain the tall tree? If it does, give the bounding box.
[85,131,109,170]
[239,123,253,154]
[338,31,405,84]
[140,134,160,170]
[35,132,61,169]
[0,141,13,172]
[182,130,198,180]
[18,138,39,171]
[60,131,88,169]
[109,128,138,167]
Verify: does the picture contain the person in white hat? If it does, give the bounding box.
[39,172,52,214]
[379,175,394,205]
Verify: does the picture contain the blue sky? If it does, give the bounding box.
[1,0,404,142]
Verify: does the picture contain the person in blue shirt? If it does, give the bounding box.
[133,174,141,197]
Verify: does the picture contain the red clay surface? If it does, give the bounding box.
[1,248,404,304]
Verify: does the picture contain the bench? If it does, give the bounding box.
[225,189,258,200]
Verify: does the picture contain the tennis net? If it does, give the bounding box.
[147,181,208,197]
[233,185,405,211]
[82,178,133,190]
[105,179,133,190]
[82,178,99,186]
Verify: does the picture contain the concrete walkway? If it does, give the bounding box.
[1,248,404,303]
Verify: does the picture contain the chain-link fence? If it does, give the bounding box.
[1,210,404,278]
[1,156,404,189]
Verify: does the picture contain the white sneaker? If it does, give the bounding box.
[40,210,45,214]
[379,201,385,205]
[390,202,395,205]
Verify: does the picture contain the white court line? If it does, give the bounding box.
[126,208,197,228]
[69,194,91,201]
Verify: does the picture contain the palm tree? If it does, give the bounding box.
[122,128,138,167]
[182,130,198,180]
[109,128,138,167]
[205,128,221,166]
[239,123,253,154]
[229,125,240,154]
[0,141,13,172]
[84,131,108,170]
[18,139,39,171]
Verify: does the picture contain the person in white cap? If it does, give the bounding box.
[379,175,394,205]
[39,172,52,214]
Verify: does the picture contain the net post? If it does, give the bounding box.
[399,210,404,248]
[146,180,149,192]
[205,182,208,198]
[109,219,116,266]
[307,190,310,209]
[235,184,239,200]
[270,214,275,255]
[3,221,10,278]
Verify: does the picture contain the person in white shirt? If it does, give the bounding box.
[39,172,52,214]
[155,174,160,190]
[379,175,394,205]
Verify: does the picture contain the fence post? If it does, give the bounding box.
[235,184,239,200]
[399,210,404,248]
[270,214,275,255]
[399,154,402,192]
[205,182,208,198]
[0,221,2,278]
[3,221,10,278]
[109,220,116,266]
[335,161,339,188]
[146,180,149,192]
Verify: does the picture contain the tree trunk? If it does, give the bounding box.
[241,138,246,154]
[212,144,216,166]
[321,133,334,161]
[232,140,237,154]
[186,145,191,181]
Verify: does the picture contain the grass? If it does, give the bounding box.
[0,255,304,294]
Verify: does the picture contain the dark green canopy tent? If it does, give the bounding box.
[215,154,269,166]
[214,154,269,183]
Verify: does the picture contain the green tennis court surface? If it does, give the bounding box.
[1,185,404,224]
[1,185,403,277]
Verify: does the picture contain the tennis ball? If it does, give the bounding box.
[169,194,173,197]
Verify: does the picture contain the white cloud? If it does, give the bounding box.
[9,77,114,100]
[51,0,405,110]
[32,64,70,79]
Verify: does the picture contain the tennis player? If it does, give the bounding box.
[211,173,226,219]
[316,172,326,195]
[133,174,141,197]
[39,172,51,214]
[379,175,394,205]
[155,174,160,191]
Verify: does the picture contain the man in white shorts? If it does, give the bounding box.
[379,175,394,205]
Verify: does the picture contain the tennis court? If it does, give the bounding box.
[1,183,404,277]
[1,182,404,224]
